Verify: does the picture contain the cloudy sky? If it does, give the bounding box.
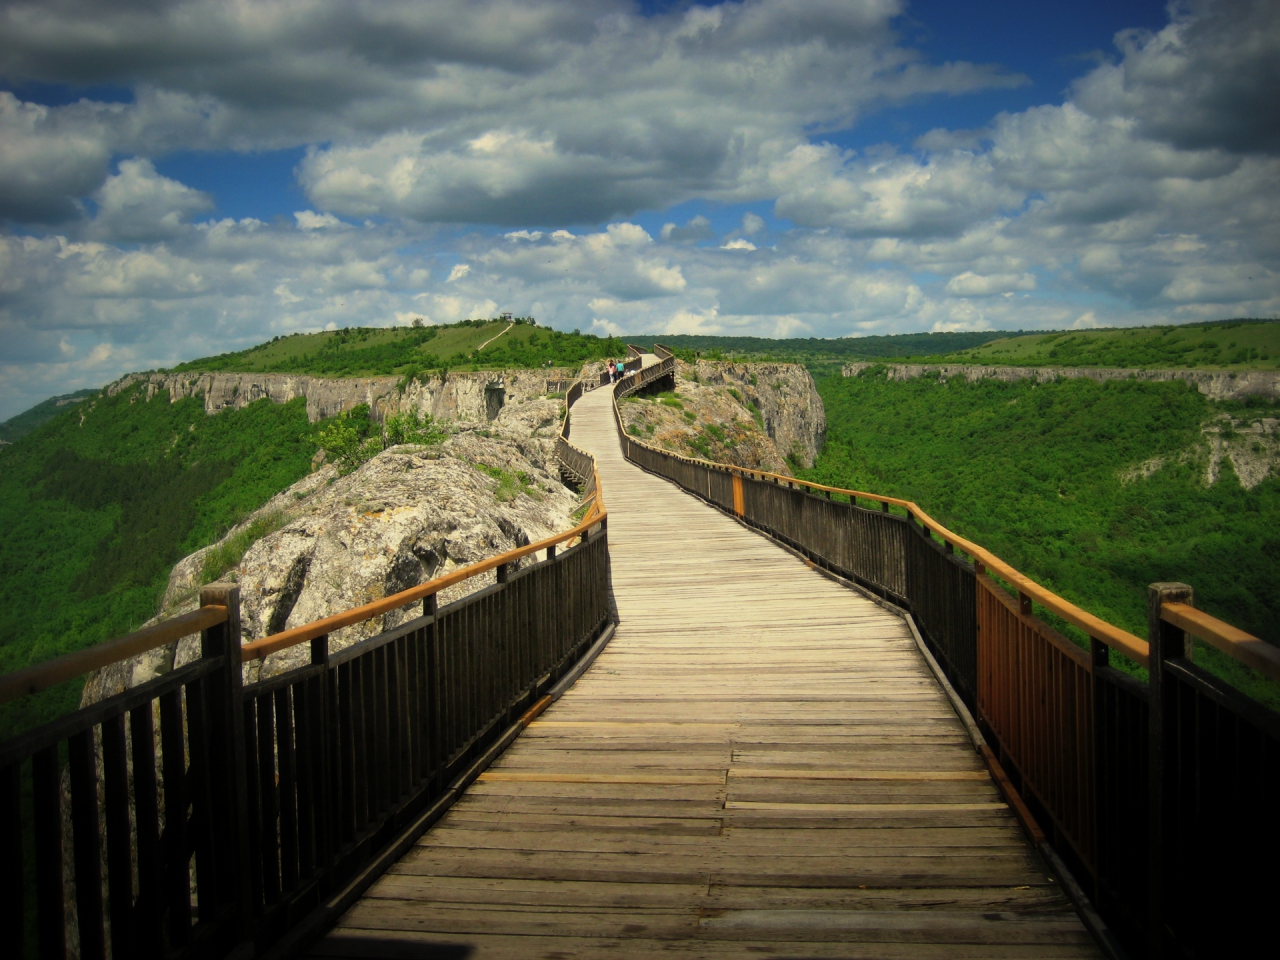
[1,0,1277,419]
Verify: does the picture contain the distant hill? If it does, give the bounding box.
[627,320,1280,371]
[171,318,627,377]
[624,331,1014,362]
[0,389,98,443]
[927,319,1279,370]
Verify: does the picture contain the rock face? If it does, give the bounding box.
[684,360,826,468]
[616,360,825,474]
[843,361,1280,402]
[1119,414,1280,491]
[80,392,579,704]
[106,367,576,424]
[65,388,580,954]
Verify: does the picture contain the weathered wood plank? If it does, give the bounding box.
[316,384,1100,959]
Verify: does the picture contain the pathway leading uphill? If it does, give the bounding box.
[313,378,1100,958]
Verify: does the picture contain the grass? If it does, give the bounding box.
[617,319,1280,373]
[928,320,1280,370]
[625,331,1013,364]
[200,510,290,584]
[171,318,629,377]
[471,462,538,502]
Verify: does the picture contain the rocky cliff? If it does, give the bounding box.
[62,387,581,951]
[107,366,577,425]
[617,360,825,473]
[843,361,1280,401]
[80,391,578,703]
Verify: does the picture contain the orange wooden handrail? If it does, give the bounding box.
[612,357,1151,668]
[0,373,607,693]
[243,374,606,661]
[1162,602,1280,683]
[0,604,229,706]
[241,498,605,660]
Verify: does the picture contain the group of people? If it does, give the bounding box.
[605,358,626,383]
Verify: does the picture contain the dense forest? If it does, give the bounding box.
[801,369,1280,706]
[0,386,317,738]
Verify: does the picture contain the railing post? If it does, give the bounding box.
[199,582,253,945]
[1147,581,1193,960]
[1019,591,1032,618]
[497,562,510,584]
[1089,636,1109,670]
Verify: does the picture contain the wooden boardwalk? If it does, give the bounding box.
[312,383,1100,958]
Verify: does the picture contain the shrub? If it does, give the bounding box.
[384,410,448,447]
[200,510,289,584]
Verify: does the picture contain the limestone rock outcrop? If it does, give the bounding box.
[106,367,575,424]
[617,360,825,474]
[684,360,825,468]
[843,361,1280,402]
[80,395,579,704]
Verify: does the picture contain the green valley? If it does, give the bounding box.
[0,386,317,738]
[801,368,1280,706]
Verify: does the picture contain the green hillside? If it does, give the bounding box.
[930,319,1279,369]
[627,330,1013,364]
[802,369,1280,706]
[624,319,1280,373]
[174,317,627,376]
[0,386,318,739]
[0,389,97,442]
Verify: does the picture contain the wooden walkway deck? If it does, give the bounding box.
[311,384,1100,958]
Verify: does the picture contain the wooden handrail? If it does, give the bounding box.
[1162,602,1280,683]
[0,374,607,694]
[0,604,229,706]
[241,503,605,660]
[244,376,606,661]
[612,364,1151,668]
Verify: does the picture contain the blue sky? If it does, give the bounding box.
[0,0,1277,418]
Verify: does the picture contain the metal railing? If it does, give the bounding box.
[609,351,1279,959]
[0,389,613,960]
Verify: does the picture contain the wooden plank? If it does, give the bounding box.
[316,384,1101,959]
[311,930,1106,959]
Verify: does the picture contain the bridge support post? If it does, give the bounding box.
[1147,581,1193,960]
[199,582,254,946]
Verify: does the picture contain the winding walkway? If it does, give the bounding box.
[311,384,1099,958]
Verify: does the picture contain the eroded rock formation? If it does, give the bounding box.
[106,367,575,424]
[616,360,825,474]
[80,392,577,703]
